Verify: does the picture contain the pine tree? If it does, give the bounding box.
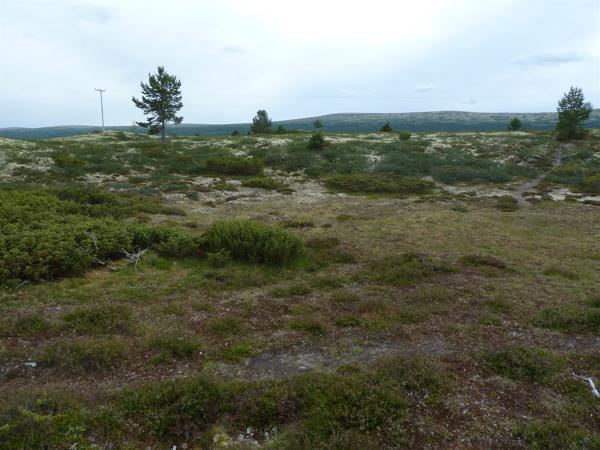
[250,110,272,134]
[380,121,393,132]
[132,66,183,144]
[507,117,522,131]
[556,87,593,140]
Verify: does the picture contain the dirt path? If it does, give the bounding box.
[512,146,563,207]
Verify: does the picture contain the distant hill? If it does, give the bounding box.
[2,110,599,139]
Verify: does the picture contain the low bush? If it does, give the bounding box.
[325,173,434,195]
[201,220,303,265]
[535,306,600,334]
[366,253,455,286]
[580,172,600,193]
[0,188,197,285]
[241,176,285,190]
[280,218,315,228]
[290,317,326,335]
[398,131,411,141]
[513,422,600,450]
[61,304,132,335]
[147,335,203,362]
[542,267,580,280]
[205,156,264,175]
[307,131,327,150]
[220,343,253,362]
[460,254,507,269]
[495,195,519,212]
[40,338,125,372]
[480,346,563,383]
[206,249,232,268]
[205,317,243,337]
[0,314,52,337]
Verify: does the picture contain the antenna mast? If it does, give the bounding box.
[94,88,106,132]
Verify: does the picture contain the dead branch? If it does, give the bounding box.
[573,372,600,398]
[122,247,151,269]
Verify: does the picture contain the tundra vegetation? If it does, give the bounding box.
[0,126,599,449]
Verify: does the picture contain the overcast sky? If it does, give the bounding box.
[1,0,599,127]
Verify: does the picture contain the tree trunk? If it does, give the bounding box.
[161,121,166,144]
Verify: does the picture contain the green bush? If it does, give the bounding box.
[481,346,563,383]
[147,335,202,362]
[241,176,284,190]
[290,317,326,335]
[205,156,264,175]
[580,172,600,193]
[514,422,600,450]
[366,253,454,286]
[201,220,303,265]
[307,131,327,150]
[325,174,434,195]
[61,304,132,335]
[460,254,507,269]
[0,188,197,285]
[495,195,519,212]
[398,131,411,141]
[535,306,600,334]
[40,338,125,372]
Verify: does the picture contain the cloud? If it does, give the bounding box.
[339,88,377,97]
[461,99,478,105]
[220,44,250,54]
[512,52,587,66]
[414,84,438,93]
[74,5,114,24]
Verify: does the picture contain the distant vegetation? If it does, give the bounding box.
[4,109,599,139]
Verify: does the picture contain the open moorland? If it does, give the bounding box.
[1,129,599,449]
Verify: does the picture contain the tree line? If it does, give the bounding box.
[132,67,594,145]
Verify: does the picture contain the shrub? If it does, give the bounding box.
[334,315,362,327]
[495,195,518,212]
[535,306,600,334]
[542,267,580,280]
[460,254,507,269]
[206,249,232,268]
[201,220,303,265]
[280,219,315,228]
[398,131,411,141]
[53,152,85,168]
[205,317,243,337]
[507,117,523,131]
[205,156,264,175]
[241,176,284,190]
[0,314,52,337]
[325,174,434,195]
[221,343,253,362]
[481,346,563,383]
[514,422,600,449]
[147,335,202,361]
[290,317,326,335]
[366,253,454,286]
[380,122,393,132]
[580,172,600,193]
[307,131,327,150]
[0,189,193,285]
[61,304,132,335]
[40,338,125,372]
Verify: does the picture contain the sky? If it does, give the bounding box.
[1,0,599,127]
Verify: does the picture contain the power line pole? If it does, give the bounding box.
[94,88,106,132]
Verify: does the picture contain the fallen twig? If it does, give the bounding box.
[573,372,600,398]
